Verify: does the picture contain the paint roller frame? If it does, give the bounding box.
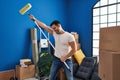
[19,3,71,72]
[19,3,32,15]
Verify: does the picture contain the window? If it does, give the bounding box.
[92,0,120,56]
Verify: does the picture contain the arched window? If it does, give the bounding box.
[93,0,120,56]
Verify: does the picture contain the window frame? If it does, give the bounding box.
[92,0,120,56]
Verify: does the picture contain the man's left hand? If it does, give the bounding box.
[60,56,67,62]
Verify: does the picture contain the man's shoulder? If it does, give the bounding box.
[65,31,71,35]
[65,31,73,36]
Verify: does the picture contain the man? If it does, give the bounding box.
[29,14,77,80]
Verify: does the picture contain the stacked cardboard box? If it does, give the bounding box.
[0,70,14,80]
[99,50,120,80]
[71,32,81,63]
[20,59,32,67]
[99,26,120,80]
[99,27,120,51]
[71,32,81,50]
[16,65,35,80]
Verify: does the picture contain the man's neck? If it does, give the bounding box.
[60,30,65,34]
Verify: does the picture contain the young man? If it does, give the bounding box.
[29,14,77,80]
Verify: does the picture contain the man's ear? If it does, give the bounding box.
[58,24,61,27]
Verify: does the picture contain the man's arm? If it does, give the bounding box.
[29,14,53,34]
[60,41,77,62]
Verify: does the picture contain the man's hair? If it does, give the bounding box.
[50,20,61,26]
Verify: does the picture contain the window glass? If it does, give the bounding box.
[108,5,116,14]
[93,25,99,31]
[93,16,99,24]
[108,14,116,22]
[118,4,120,12]
[108,22,116,27]
[100,15,107,23]
[101,7,107,15]
[101,0,108,6]
[93,48,99,56]
[117,13,120,21]
[93,8,99,16]
[93,40,99,47]
[100,23,107,28]
[94,1,100,7]
[118,0,120,2]
[109,0,117,4]
[93,33,99,39]
[117,22,120,26]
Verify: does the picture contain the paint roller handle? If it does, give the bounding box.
[64,62,71,72]
[28,14,36,21]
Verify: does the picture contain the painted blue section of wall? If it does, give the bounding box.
[0,0,67,71]
[67,0,99,57]
[0,0,99,71]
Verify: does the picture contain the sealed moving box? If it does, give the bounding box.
[0,70,14,80]
[100,26,120,51]
[99,26,120,80]
[99,50,120,80]
[16,65,35,80]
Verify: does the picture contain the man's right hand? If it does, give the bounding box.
[29,14,36,21]
[28,14,53,34]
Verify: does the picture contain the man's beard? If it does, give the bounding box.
[55,30,60,34]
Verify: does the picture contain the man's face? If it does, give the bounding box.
[52,24,62,34]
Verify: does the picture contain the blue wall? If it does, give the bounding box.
[0,0,68,71]
[67,0,99,57]
[0,0,99,71]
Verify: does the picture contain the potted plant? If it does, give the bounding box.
[37,51,53,78]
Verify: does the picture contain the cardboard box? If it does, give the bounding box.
[16,65,35,80]
[99,50,120,80]
[75,39,79,43]
[71,32,79,43]
[58,68,66,80]
[0,70,14,80]
[76,43,80,50]
[100,27,120,51]
[71,32,79,40]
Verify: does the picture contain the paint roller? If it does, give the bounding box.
[19,3,32,15]
[19,3,71,72]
